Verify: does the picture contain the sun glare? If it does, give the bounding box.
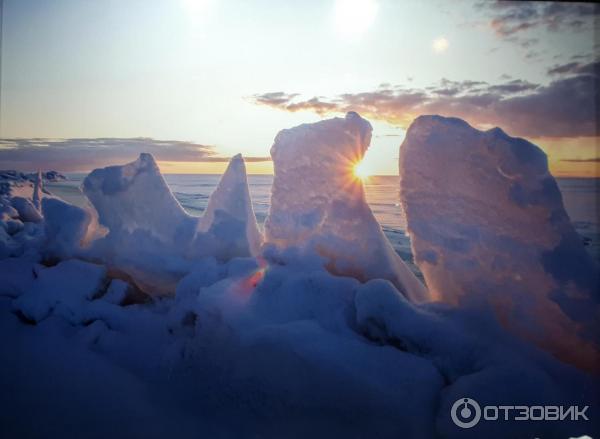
[353,161,371,180]
[432,36,449,53]
[333,0,379,40]
[181,0,213,18]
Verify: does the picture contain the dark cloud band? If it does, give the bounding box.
[0,138,270,172]
[251,60,599,139]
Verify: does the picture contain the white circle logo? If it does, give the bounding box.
[451,398,481,429]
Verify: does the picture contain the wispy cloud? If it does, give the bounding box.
[560,158,600,163]
[251,60,599,138]
[477,1,599,37]
[548,60,599,76]
[473,1,599,52]
[195,156,271,163]
[0,137,268,171]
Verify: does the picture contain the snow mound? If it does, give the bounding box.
[82,153,262,295]
[42,197,99,259]
[399,115,600,372]
[265,112,427,302]
[0,169,52,257]
[0,194,44,259]
[12,259,107,323]
[355,279,599,438]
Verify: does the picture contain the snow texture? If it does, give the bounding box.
[2,250,597,438]
[12,259,107,323]
[265,112,427,302]
[101,278,131,305]
[399,115,600,372]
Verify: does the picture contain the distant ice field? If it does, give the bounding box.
[46,174,600,277]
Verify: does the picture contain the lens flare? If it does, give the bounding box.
[353,161,371,180]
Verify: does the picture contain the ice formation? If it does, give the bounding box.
[0,172,49,258]
[10,197,42,223]
[399,115,600,371]
[265,112,427,302]
[83,153,193,244]
[0,169,64,199]
[196,153,262,259]
[0,118,599,438]
[32,170,43,210]
[42,197,98,260]
[82,153,261,294]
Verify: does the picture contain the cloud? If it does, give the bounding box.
[487,79,538,94]
[560,158,600,163]
[286,97,340,114]
[477,1,599,37]
[548,60,599,76]
[252,92,299,106]
[0,137,268,172]
[474,1,599,51]
[251,60,599,138]
[548,62,581,75]
[518,37,539,49]
[195,156,271,163]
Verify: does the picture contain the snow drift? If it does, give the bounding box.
[265,112,427,302]
[399,115,600,372]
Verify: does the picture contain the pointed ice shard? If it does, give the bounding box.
[82,153,197,294]
[83,153,193,244]
[81,153,261,295]
[265,112,427,302]
[32,170,43,210]
[399,115,600,371]
[198,154,262,257]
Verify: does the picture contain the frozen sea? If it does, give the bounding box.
[46,175,600,277]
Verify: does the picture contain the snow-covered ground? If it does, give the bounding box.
[0,113,598,438]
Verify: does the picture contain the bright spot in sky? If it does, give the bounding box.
[333,0,379,40]
[181,0,213,18]
[353,160,372,180]
[432,36,449,53]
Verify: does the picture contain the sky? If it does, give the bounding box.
[0,0,598,176]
